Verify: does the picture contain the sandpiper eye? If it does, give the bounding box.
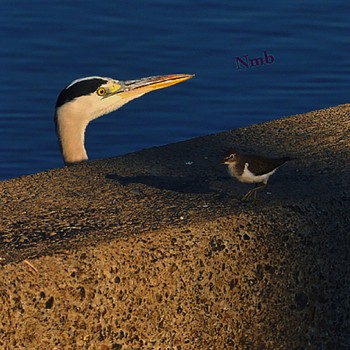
[229,154,235,159]
[97,87,106,96]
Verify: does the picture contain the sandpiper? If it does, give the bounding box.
[223,148,292,201]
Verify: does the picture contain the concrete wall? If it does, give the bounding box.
[1,105,349,349]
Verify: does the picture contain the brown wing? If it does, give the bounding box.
[243,155,290,175]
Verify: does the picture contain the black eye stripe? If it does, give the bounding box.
[56,78,108,108]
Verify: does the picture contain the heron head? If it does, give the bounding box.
[54,74,194,165]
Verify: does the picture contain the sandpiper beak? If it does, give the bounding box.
[221,158,230,165]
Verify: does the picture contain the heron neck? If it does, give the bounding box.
[55,109,89,165]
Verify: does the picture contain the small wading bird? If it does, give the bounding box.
[223,149,292,201]
[55,74,193,165]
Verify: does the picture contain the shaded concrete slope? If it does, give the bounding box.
[0,104,349,349]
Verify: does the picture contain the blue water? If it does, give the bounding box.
[1,1,350,180]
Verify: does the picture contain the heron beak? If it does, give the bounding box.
[124,74,194,91]
[115,74,194,100]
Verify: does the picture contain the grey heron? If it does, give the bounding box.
[55,74,193,165]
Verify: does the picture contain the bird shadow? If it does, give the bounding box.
[106,174,215,194]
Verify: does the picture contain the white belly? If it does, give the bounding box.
[228,163,276,184]
[241,164,276,184]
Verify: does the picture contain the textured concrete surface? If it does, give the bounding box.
[0,104,349,349]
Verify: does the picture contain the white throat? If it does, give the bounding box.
[54,92,140,165]
[55,97,95,165]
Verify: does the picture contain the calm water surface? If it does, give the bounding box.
[1,1,350,180]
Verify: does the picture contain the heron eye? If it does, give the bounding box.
[97,87,106,96]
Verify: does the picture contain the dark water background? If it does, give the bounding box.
[1,1,349,180]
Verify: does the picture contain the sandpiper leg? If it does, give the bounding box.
[241,184,266,201]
